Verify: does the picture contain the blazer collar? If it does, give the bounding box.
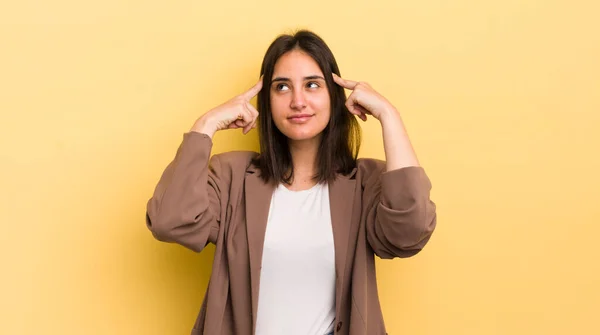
[244,163,357,333]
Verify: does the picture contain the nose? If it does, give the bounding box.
[290,87,306,110]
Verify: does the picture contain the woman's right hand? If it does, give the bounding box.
[191,77,263,138]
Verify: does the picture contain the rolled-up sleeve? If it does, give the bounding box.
[364,164,437,259]
[145,132,224,253]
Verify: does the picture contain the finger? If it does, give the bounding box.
[332,73,358,90]
[345,92,367,122]
[345,91,361,116]
[244,103,259,133]
[236,105,255,124]
[241,76,264,100]
[345,99,357,116]
[244,103,258,134]
[237,106,256,134]
[245,117,258,133]
[246,102,259,118]
[354,105,370,116]
[243,117,256,134]
[235,119,246,128]
[354,105,368,121]
[346,102,366,121]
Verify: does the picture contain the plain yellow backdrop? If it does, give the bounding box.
[1,0,599,334]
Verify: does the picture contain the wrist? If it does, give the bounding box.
[379,106,401,124]
[190,115,217,138]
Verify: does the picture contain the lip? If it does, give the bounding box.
[287,114,314,124]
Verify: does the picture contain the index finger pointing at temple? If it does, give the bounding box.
[242,76,264,100]
[332,73,358,90]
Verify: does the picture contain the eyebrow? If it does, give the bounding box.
[271,75,325,82]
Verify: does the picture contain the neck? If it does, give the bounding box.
[288,136,320,183]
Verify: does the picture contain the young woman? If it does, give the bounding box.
[146,30,437,335]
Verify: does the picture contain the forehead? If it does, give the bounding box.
[272,49,323,77]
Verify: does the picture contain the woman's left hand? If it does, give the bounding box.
[333,73,397,122]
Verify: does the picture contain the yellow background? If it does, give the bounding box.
[1,0,599,334]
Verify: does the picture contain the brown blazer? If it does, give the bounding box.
[146,131,437,335]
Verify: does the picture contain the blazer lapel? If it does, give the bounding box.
[244,164,356,333]
[328,170,357,318]
[244,166,275,334]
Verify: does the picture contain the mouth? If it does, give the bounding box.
[287,114,314,124]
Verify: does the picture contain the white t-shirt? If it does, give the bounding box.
[255,182,336,335]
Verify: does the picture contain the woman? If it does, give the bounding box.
[146,30,437,335]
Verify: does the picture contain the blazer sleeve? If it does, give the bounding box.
[145,131,227,253]
[362,161,437,259]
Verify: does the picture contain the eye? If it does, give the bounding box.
[307,81,320,89]
[275,83,290,91]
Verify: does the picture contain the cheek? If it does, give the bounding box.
[312,94,331,117]
[270,95,288,116]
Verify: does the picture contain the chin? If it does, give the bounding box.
[280,128,323,142]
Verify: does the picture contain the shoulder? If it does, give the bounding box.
[348,158,386,187]
[355,158,386,176]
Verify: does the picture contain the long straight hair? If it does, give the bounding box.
[253,30,361,185]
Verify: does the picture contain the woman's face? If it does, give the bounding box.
[269,49,331,143]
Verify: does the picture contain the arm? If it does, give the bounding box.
[146,77,263,252]
[370,109,436,258]
[145,132,226,252]
[380,110,420,171]
[332,73,437,258]
[362,161,437,259]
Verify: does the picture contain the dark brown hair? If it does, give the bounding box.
[253,30,361,185]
